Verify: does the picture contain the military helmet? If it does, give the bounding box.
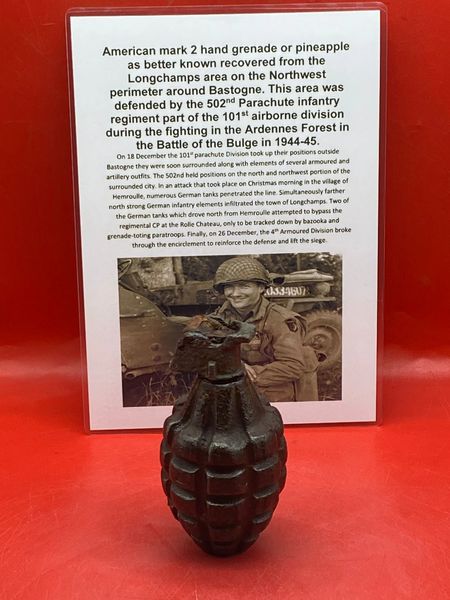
[214,257,271,292]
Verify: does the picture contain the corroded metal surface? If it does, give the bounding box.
[160,316,287,556]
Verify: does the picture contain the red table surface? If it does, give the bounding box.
[1,0,449,598]
[1,348,449,599]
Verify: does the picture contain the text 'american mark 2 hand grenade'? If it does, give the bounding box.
[160,316,287,557]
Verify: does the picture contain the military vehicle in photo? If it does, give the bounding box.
[119,256,342,405]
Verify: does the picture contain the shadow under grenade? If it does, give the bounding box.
[160,316,287,556]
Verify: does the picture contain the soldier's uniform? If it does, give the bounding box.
[214,257,318,403]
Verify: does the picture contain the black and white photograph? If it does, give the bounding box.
[119,252,342,407]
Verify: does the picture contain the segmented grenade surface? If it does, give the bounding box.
[161,378,287,556]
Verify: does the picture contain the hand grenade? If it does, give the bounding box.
[160,316,287,556]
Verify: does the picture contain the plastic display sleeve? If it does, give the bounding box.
[66,3,386,431]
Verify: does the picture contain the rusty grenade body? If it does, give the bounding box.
[160,317,287,556]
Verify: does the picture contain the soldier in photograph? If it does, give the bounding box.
[213,256,318,402]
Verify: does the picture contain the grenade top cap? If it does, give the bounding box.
[213,257,271,292]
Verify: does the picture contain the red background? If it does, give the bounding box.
[1,1,449,599]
